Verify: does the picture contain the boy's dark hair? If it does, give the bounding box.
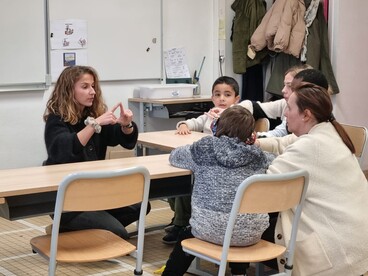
[212,76,239,96]
[293,69,329,90]
[215,105,254,142]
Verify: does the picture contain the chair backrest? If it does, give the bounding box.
[341,123,368,166]
[255,118,270,133]
[105,145,135,159]
[220,170,309,275]
[54,167,148,229]
[54,165,150,217]
[238,172,307,214]
[61,169,147,212]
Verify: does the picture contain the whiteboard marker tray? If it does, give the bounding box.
[137,84,197,99]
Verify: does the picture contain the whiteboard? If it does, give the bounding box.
[49,0,162,81]
[0,0,47,89]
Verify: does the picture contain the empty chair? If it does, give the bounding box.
[341,123,368,167]
[182,169,309,276]
[254,118,270,133]
[30,166,150,276]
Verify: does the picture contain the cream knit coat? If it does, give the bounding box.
[260,122,368,275]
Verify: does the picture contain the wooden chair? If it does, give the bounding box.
[255,118,270,133]
[341,123,368,167]
[105,145,136,159]
[30,166,150,276]
[182,170,309,276]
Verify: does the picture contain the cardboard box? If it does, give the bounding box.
[136,84,197,99]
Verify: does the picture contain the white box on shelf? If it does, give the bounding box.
[136,84,197,99]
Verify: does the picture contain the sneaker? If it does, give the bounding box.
[162,225,182,245]
[164,217,175,233]
[164,224,175,233]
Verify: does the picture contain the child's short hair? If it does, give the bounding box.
[211,76,239,96]
[215,105,254,142]
[293,69,329,90]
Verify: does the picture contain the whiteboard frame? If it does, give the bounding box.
[0,0,51,92]
[48,0,163,82]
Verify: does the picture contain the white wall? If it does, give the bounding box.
[0,91,46,168]
[1,0,367,170]
[163,0,216,91]
[329,0,368,170]
[0,0,217,169]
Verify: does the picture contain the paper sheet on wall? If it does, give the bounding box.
[50,19,88,50]
[50,50,88,82]
[163,47,191,78]
[50,19,88,82]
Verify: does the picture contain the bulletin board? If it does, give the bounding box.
[49,0,162,81]
[0,0,48,91]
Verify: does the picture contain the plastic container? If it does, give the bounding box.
[136,84,197,99]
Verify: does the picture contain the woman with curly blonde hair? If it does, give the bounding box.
[43,65,150,239]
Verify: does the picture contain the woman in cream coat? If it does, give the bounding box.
[258,81,368,275]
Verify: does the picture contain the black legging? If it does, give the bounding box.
[53,202,151,239]
[260,212,279,270]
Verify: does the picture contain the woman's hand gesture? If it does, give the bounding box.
[96,102,133,126]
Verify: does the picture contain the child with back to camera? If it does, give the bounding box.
[163,76,241,244]
[162,105,275,275]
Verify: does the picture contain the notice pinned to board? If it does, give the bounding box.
[50,19,88,50]
[163,47,191,79]
[50,19,88,82]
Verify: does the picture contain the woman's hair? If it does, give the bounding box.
[284,64,313,77]
[215,105,255,143]
[211,76,239,96]
[43,66,107,124]
[293,82,355,154]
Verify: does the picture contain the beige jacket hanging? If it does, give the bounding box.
[250,0,306,58]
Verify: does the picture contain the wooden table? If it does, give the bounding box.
[0,154,192,220]
[138,130,209,152]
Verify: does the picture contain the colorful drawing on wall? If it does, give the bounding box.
[63,52,76,66]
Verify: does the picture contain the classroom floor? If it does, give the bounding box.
[0,200,243,276]
[1,198,368,276]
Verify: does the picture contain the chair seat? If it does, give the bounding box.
[30,229,135,263]
[182,238,286,263]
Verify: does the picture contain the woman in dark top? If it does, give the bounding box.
[43,65,150,239]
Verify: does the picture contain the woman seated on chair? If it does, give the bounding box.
[257,77,368,275]
[43,65,150,239]
[162,105,275,276]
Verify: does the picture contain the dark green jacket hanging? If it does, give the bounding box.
[231,0,268,74]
